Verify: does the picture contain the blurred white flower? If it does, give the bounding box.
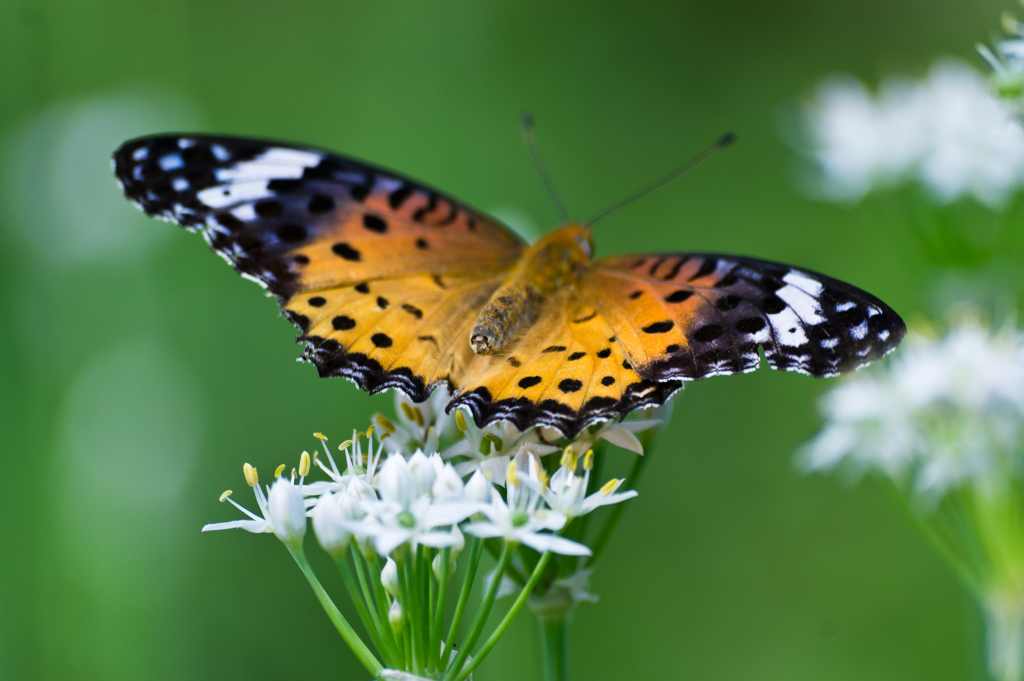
[800,60,1024,207]
[311,491,356,556]
[802,319,1024,499]
[444,411,556,486]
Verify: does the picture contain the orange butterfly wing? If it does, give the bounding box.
[113,135,524,398]
[451,251,905,435]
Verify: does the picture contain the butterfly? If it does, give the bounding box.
[112,134,906,438]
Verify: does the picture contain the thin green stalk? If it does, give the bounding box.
[335,555,392,665]
[398,550,423,675]
[452,551,554,681]
[349,551,399,665]
[537,613,569,681]
[443,543,512,681]
[430,548,451,672]
[442,537,484,662]
[359,549,404,669]
[286,545,383,677]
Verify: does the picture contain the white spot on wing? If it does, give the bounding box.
[836,301,856,312]
[159,153,184,171]
[197,181,270,208]
[783,270,824,295]
[776,284,824,325]
[867,305,881,317]
[850,320,868,340]
[211,145,230,161]
[878,329,890,341]
[821,337,839,349]
[172,177,189,192]
[259,148,322,167]
[178,138,196,149]
[132,146,149,161]
[231,204,257,221]
[769,307,808,346]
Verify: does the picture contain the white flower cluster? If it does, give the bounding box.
[205,403,656,560]
[800,59,1024,207]
[979,14,1024,105]
[802,319,1024,500]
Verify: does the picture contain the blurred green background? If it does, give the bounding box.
[0,1,1015,679]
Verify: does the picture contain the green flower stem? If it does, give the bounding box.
[537,611,569,681]
[397,550,423,675]
[286,545,383,677]
[429,548,451,673]
[362,550,404,669]
[335,555,392,666]
[349,551,399,665]
[483,538,527,585]
[442,536,484,663]
[452,551,554,681]
[443,542,512,681]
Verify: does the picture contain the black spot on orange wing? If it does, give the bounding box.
[568,352,586,361]
[518,376,542,389]
[596,348,611,358]
[642,321,674,334]
[543,345,567,353]
[363,214,388,233]
[333,242,360,261]
[332,315,356,331]
[558,379,583,394]
[308,296,326,307]
[371,333,393,348]
[402,304,423,319]
[601,376,615,386]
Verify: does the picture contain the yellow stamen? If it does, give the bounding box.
[506,461,519,487]
[455,410,468,432]
[219,490,232,502]
[339,440,353,451]
[299,451,311,476]
[583,449,594,471]
[560,446,577,470]
[480,433,503,455]
[274,464,286,479]
[411,405,424,428]
[366,424,375,438]
[400,401,416,423]
[354,432,363,442]
[380,432,391,441]
[375,414,396,434]
[243,463,258,487]
[314,432,328,441]
[600,478,621,495]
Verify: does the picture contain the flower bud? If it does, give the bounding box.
[450,525,466,560]
[379,454,416,506]
[388,599,404,633]
[464,471,493,503]
[347,477,376,504]
[432,553,457,581]
[267,477,307,547]
[311,493,350,556]
[407,451,436,496]
[381,557,400,597]
[432,463,465,501]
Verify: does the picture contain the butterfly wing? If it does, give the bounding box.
[113,135,525,397]
[451,292,681,437]
[585,253,906,381]
[451,251,905,437]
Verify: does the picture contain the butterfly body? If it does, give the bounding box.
[113,134,906,437]
[470,224,593,355]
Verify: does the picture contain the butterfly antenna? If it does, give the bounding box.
[588,133,736,226]
[521,112,569,224]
